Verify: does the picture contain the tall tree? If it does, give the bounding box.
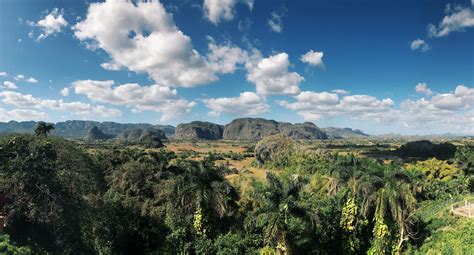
[34,121,55,137]
[174,159,239,238]
[354,165,417,254]
[246,173,309,253]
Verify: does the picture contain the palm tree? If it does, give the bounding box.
[246,173,309,253]
[174,159,239,237]
[35,121,55,137]
[354,165,417,254]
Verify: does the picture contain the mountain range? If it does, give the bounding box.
[0,119,375,140]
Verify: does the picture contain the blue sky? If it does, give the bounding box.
[0,0,473,134]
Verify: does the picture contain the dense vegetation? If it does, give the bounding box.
[0,134,472,254]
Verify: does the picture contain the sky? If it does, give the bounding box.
[0,0,473,135]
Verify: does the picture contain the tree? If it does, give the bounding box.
[356,166,417,254]
[173,159,239,238]
[0,134,99,253]
[34,121,55,137]
[245,173,309,253]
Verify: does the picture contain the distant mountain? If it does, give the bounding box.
[223,118,327,140]
[0,120,175,138]
[175,121,224,140]
[118,128,167,141]
[0,120,37,134]
[322,127,369,139]
[85,126,115,140]
[118,128,166,148]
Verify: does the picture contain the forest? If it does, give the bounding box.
[0,131,473,254]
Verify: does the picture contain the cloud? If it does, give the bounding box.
[14,74,38,83]
[414,84,472,110]
[25,77,38,83]
[2,81,17,90]
[399,86,474,133]
[75,0,217,87]
[203,91,269,117]
[0,72,7,77]
[72,80,195,122]
[280,85,474,134]
[455,84,474,104]
[331,89,350,95]
[415,82,433,96]
[60,87,69,96]
[300,50,325,68]
[14,75,24,81]
[428,2,474,37]
[0,108,48,122]
[0,91,121,118]
[207,40,250,74]
[100,61,122,71]
[279,91,394,121]
[410,39,431,52]
[35,8,68,41]
[268,8,286,33]
[247,52,304,95]
[203,0,254,24]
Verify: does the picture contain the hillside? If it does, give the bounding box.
[85,126,115,140]
[322,127,369,139]
[0,120,175,138]
[175,121,224,140]
[223,118,327,140]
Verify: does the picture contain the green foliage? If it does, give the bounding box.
[0,134,98,253]
[407,158,460,181]
[0,234,31,254]
[408,196,474,254]
[340,197,359,253]
[455,145,474,175]
[212,232,261,255]
[0,134,470,254]
[368,214,392,255]
[244,173,312,253]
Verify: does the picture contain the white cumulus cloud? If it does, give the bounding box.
[279,91,394,121]
[74,0,217,87]
[14,74,38,83]
[280,84,474,134]
[203,91,269,117]
[72,80,195,122]
[2,81,17,90]
[415,82,433,96]
[410,39,431,52]
[428,2,474,37]
[60,87,69,96]
[300,50,325,68]
[0,91,121,118]
[207,40,250,74]
[331,89,350,95]
[25,77,38,83]
[100,61,122,71]
[0,108,48,122]
[36,8,68,41]
[247,52,304,95]
[203,0,254,24]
